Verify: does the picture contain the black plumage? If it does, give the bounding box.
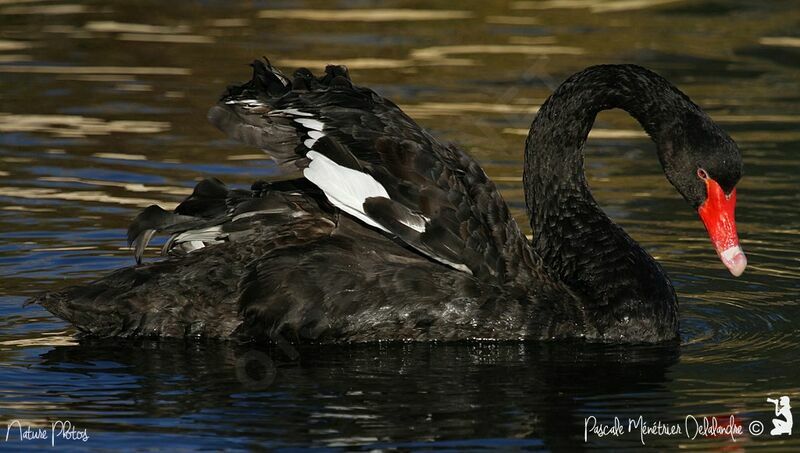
[32,60,744,343]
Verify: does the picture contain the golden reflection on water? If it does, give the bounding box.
[713,114,800,123]
[0,0,52,5]
[402,102,539,118]
[257,9,474,21]
[226,153,271,161]
[503,127,648,139]
[512,0,682,13]
[278,58,416,70]
[759,37,800,48]
[0,39,32,51]
[116,33,215,44]
[276,42,587,71]
[0,55,32,62]
[84,20,192,34]
[0,333,77,348]
[0,3,87,15]
[209,18,249,28]
[2,206,55,213]
[83,18,215,44]
[0,65,190,75]
[0,113,170,137]
[485,16,541,25]
[0,187,177,209]
[38,176,193,196]
[409,44,585,60]
[90,152,148,160]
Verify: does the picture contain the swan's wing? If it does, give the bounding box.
[127,177,333,264]
[208,59,538,284]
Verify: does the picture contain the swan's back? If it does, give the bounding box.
[33,60,588,342]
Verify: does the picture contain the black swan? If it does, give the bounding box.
[32,60,745,343]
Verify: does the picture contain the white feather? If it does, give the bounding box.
[269,108,312,117]
[227,99,265,108]
[304,130,325,148]
[303,152,467,274]
[398,216,427,233]
[187,240,206,252]
[303,151,390,232]
[294,118,324,131]
[305,131,325,149]
[431,258,471,274]
[174,226,223,244]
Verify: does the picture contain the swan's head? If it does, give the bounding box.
[657,110,746,277]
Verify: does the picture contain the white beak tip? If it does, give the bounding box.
[720,246,747,277]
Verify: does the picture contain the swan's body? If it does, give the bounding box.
[33,61,745,343]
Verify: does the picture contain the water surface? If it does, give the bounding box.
[1,0,799,449]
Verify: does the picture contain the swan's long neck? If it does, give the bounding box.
[523,65,684,332]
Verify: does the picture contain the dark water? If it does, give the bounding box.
[1,0,799,450]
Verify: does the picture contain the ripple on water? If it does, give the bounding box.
[681,292,798,367]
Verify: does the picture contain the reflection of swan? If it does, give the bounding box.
[33,60,745,343]
[768,396,793,435]
[35,341,679,448]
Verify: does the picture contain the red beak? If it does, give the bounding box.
[697,178,747,276]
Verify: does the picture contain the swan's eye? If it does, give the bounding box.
[697,168,709,180]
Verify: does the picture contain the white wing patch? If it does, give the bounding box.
[303,151,391,232]
[303,153,429,234]
[294,118,324,131]
[302,152,472,274]
[304,130,325,149]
